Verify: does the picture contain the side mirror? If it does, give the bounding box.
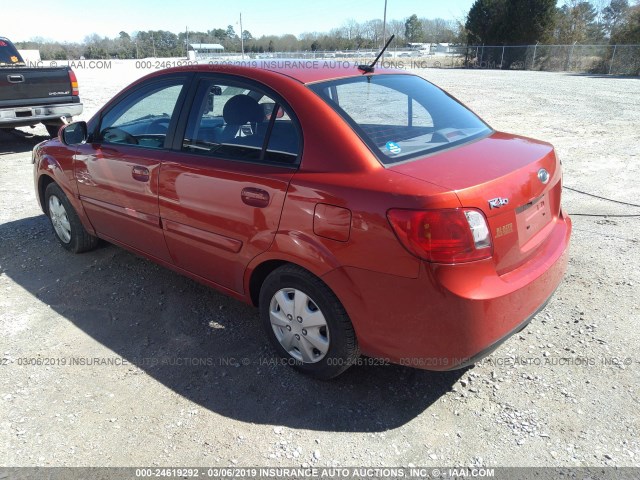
[60,121,88,146]
[204,86,222,113]
[263,103,286,120]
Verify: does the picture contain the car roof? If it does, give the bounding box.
[167,59,407,84]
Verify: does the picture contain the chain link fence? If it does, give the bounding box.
[200,44,640,75]
[461,44,640,75]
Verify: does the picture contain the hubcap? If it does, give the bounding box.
[48,195,71,244]
[269,288,330,363]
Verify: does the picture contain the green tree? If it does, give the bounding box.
[83,34,109,59]
[465,0,555,45]
[503,0,556,44]
[611,3,640,43]
[210,28,227,41]
[465,0,507,44]
[405,14,424,42]
[555,1,605,44]
[115,31,134,58]
[603,0,630,39]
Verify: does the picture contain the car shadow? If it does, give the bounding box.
[0,128,50,154]
[1,215,464,432]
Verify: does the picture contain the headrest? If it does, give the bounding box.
[223,95,264,125]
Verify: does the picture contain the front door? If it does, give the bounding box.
[75,76,189,262]
[158,76,301,293]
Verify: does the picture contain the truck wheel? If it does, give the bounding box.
[44,183,98,253]
[45,123,64,138]
[259,265,360,379]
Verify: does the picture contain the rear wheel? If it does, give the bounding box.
[44,182,98,253]
[259,265,359,379]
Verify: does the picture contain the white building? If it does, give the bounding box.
[189,43,224,59]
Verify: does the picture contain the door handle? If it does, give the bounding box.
[132,166,150,182]
[7,74,25,83]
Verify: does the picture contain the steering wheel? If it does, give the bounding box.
[101,127,139,145]
[146,117,170,134]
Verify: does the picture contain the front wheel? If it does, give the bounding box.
[44,182,98,253]
[259,265,359,379]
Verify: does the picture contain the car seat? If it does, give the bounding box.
[220,95,265,144]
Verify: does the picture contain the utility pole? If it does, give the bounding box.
[382,0,388,48]
[609,44,618,75]
[186,26,189,59]
[240,13,245,59]
[380,0,388,61]
[569,40,577,70]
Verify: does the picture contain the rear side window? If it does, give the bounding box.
[309,74,491,165]
[0,39,25,66]
[182,79,300,166]
[98,79,185,149]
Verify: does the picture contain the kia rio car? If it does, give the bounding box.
[32,62,571,379]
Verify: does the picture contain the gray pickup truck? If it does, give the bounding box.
[1,36,82,137]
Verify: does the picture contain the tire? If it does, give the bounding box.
[45,123,63,138]
[259,265,359,379]
[44,182,98,253]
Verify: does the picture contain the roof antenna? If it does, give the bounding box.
[358,34,395,74]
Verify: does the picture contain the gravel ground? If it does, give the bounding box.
[1,63,639,468]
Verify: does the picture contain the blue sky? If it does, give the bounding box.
[4,0,476,43]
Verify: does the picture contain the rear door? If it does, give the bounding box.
[158,75,301,293]
[75,75,190,262]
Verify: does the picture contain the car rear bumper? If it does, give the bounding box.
[441,288,555,371]
[0,103,83,128]
[322,211,572,370]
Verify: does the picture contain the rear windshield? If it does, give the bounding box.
[0,39,25,66]
[308,74,491,165]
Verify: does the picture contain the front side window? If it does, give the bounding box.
[98,79,185,149]
[308,74,491,165]
[182,79,300,165]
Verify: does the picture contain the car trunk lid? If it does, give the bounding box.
[390,132,562,274]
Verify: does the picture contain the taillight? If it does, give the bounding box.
[68,69,79,96]
[387,208,492,264]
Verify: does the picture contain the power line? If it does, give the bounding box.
[564,186,640,208]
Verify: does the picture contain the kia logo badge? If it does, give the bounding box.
[538,168,550,184]
[488,197,509,209]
